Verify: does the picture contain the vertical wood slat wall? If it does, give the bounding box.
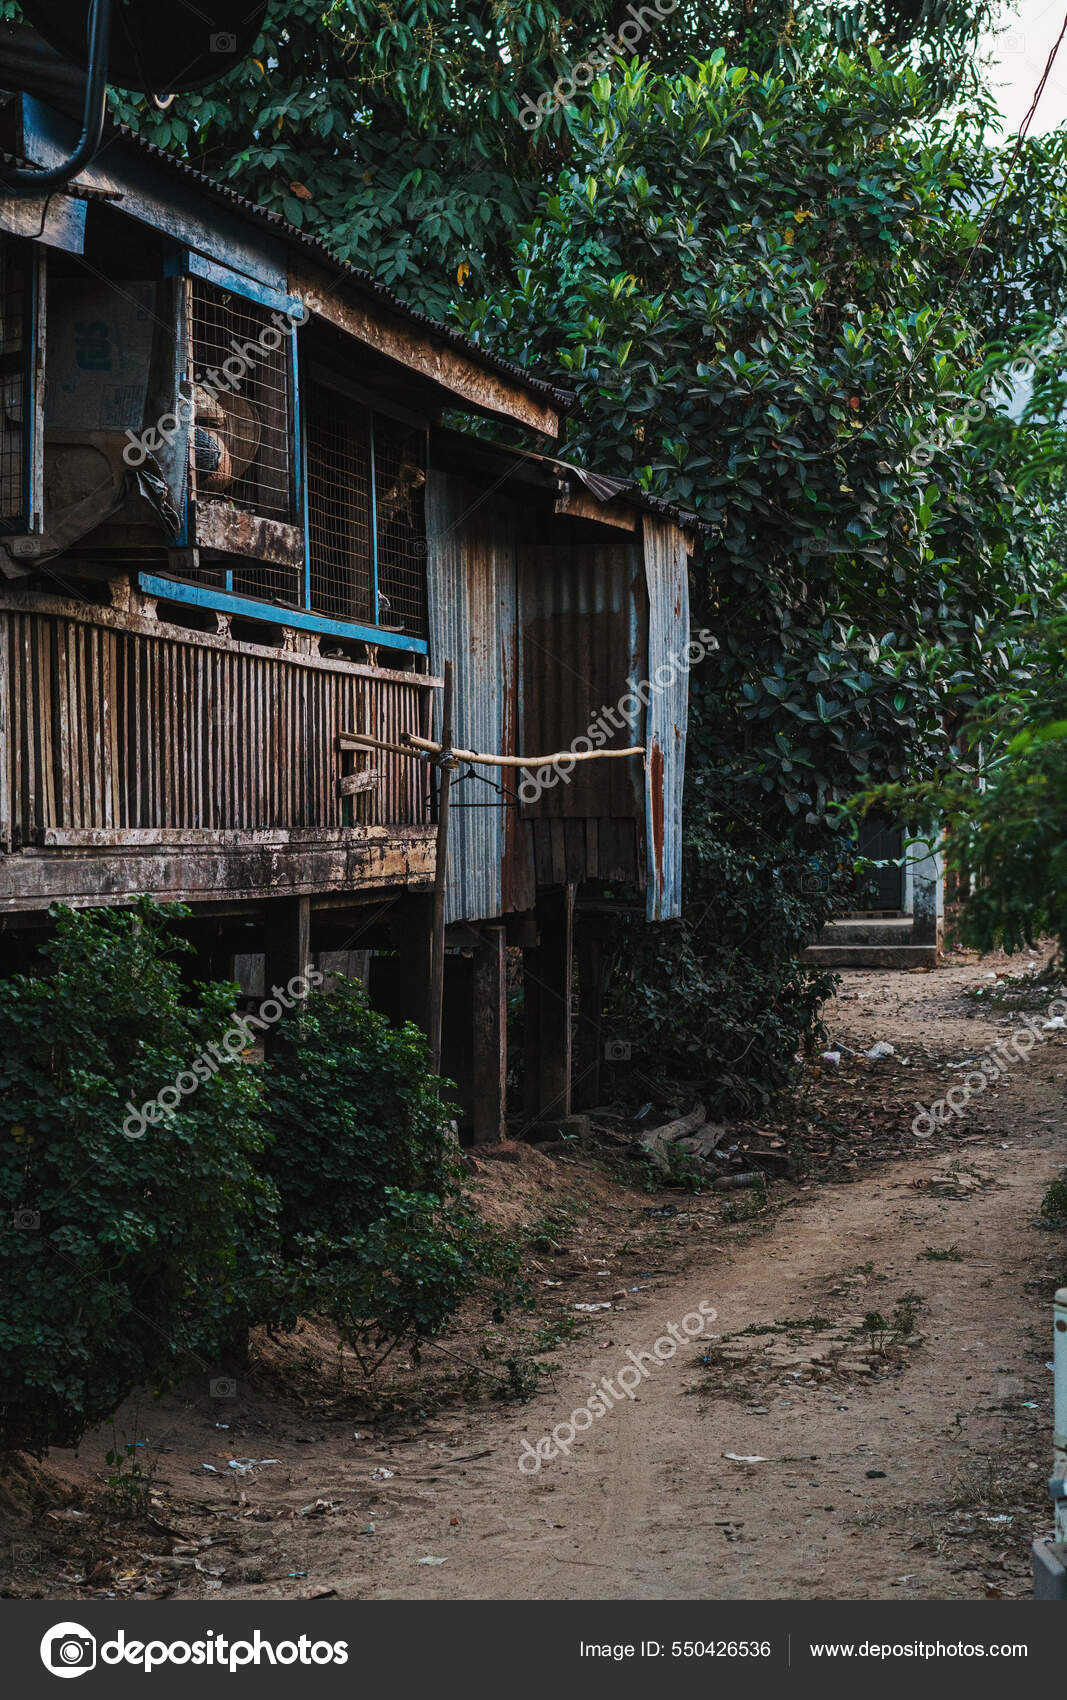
[0,608,431,843]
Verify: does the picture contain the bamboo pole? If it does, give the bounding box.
[339,729,644,768]
[428,659,453,1074]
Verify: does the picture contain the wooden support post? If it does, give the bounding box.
[523,884,575,1123]
[263,895,312,1054]
[574,921,607,1111]
[428,659,454,1074]
[387,891,434,1037]
[472,925,507,1144]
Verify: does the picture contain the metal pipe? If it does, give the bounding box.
[1,0,111,194]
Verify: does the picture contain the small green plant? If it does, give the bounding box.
[533,1314,582,1352]
[103,1420,156,1514]
[862,1291,923,1356]
[918,1245,964,1261]
[1041,1172,1067,1227]
[491,1354,546,1402]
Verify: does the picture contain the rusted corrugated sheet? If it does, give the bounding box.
[517,542,645,825]
[426,469,520,924]
[642,517,690,920]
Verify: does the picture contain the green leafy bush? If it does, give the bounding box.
[605,802,848,1113]
[279,1189,515,1375]
[262,979,520,1367]
[0,902,277,1456]
[260,976,457,1245]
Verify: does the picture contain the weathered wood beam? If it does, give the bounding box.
[290,257,562,439]
[553,486,637,531]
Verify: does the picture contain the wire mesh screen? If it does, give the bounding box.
[374,417,427,638]
[306,383,374,622]
[0,243,29,530]
[190,278,293,524]
[230,554,302,607]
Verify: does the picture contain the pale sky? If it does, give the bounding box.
[982,0,1067,134]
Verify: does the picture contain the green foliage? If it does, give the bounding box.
[78,0,991,317]
[605,793,846,1111]
[863,595,1067,960]
[279,1189,511,1375]
[0,902,277,1456]
[260,975,456,1245]
[453,46,1061,1095]
[261,979,521,1372]
[1041,1173,1067,1228]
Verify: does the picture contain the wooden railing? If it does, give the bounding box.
[0,591,439,848]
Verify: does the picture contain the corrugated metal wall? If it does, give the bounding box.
[642,516,690,920]
[425,468,518,924]
[517,542,645,821]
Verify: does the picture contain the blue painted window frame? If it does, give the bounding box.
[151,251,428,656]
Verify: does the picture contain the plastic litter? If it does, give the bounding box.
[418,1555,448,1565]
[865,1042,895,1060]
[821,1051,841,1066]
[574,1302,613,1312]
[370,1466,395,1480]
[723,1453,769,1463]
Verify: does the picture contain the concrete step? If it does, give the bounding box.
[817,918,914,946]
[800,942,939,969]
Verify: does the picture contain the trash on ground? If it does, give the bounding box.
[866,1042,895,1060]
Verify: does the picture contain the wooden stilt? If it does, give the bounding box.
[428,659,454,1074]
[523,884,575,1123]
[262,894,312,1054]
[387,892,434,1037]
[472,924,507,1143]
[574,921,608,1111]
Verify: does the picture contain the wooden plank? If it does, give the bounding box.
[23,96,288,290]
[553,486,637,531]
[0,832,437,910]
[195,501,304,574]
[549,819,567,887]
[0,584,442,686]
[338,768,381,796]
[0,190,86,253]
[564,818,586,885]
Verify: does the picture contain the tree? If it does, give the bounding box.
[92,0,992,316]
[453,45,1061,1096]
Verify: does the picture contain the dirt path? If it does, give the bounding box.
[14,953,1067,1601]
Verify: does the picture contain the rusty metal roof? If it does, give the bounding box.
[568,465,709,534]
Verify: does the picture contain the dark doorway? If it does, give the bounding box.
[855,816,904,910]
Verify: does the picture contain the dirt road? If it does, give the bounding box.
[16,952,1067,1601]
